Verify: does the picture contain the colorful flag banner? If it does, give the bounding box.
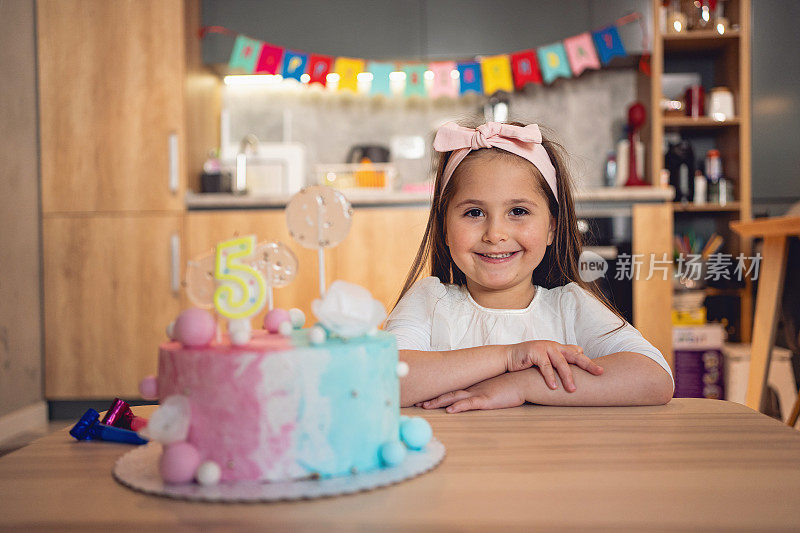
[368,62,394,96]
[510,50,542,89]
[428,61,458,98]
[228,35,262,73]
[537,42,572,84]
[480,54,514,95]
[307,54,333,86]
[281,50,308,81]
[457,62,483,95]
[403,64,427,97]
[334,57,365,92]
[564,33,600,76]
[256,43,283,74]
[592,26,627,65]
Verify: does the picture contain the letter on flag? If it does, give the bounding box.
[480,55,514,95]
[334,57,365,92]
[229,35,262,73]
[537,42,572,84]
[564,33,600,76]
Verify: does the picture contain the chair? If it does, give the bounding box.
[730,216,800,419]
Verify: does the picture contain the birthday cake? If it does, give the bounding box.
[136,187,432,487]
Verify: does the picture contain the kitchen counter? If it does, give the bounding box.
[186,186,674,210]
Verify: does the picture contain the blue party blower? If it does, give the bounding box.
[70,409,148,445]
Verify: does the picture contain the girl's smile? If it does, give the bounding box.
[445,153,555,309]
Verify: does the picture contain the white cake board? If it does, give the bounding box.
[113,440,445,502]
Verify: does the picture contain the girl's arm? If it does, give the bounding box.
[421,351,674,412]
[399,346,508,407]
[400,341,601,407]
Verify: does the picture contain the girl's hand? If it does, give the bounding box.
[421,372,528,413]
[506,340,603,392]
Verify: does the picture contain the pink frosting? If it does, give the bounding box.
[158,330,294,481]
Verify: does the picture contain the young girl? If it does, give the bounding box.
[385,121,674,413]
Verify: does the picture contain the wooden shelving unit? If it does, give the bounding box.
[640,0,753,346]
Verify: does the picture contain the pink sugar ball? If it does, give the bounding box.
[173,308,216,347]
[160,442,201,484]
[139,375,159,400]
[263,308,291,334]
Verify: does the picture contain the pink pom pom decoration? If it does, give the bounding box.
[160,441,201,484]
[173,308,216,347]
[139,376,159,400]
[263,308,291,334]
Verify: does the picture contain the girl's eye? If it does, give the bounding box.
[464,208,484,218]
[510,207,530,217]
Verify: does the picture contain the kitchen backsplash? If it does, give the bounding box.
[221,69,636,190]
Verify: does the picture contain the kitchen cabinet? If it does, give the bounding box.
[37,0,189,398]
[43,215,183,398]
[37,0,186,214]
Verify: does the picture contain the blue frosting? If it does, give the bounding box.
[294,331,399,477]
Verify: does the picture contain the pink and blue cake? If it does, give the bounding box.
[155,327,402,482]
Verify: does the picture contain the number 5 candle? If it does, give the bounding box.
[214,235,267,344]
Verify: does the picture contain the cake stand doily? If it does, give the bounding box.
[113,440,445,502]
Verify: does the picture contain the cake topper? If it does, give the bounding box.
[245,241,298,311]
[286,186,353,297]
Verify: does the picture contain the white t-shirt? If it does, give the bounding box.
[385,276,673,382]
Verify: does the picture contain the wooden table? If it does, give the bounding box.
[2,399,800,531]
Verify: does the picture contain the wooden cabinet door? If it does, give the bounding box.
[185,211,328,325]
[37,0,185,213]
[332,208,429,313]
[43,214,183,398]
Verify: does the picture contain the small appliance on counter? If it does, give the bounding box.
[218,135,307,197]
[346,145,390,164]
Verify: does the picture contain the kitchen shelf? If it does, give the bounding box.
[663,30,740,52]
[672,202,741,212]
[663,116,740,128]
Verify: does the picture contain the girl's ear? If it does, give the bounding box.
[546,215,556,246]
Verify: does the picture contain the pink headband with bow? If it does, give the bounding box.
[432,122,558,203]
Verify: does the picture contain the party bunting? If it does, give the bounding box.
[368,62,394,96]
[281,50,308,81]
[307,54,333,86]
[256,43,283,74]
[564,33,601,76]
[403,64,427,97]
[480,55,514,95]
[592,26,627,65]
[218,11,641,98]
[537,43,572,84]
[334,57,365,92]
[428,61,458,98]
[510,50,543,89]
[457,62,483,95]
[229,35,262,73]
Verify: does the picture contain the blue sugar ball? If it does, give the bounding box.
[400,417,432,450]
[379,440,407,467]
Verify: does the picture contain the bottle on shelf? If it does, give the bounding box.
[693,170,707,205]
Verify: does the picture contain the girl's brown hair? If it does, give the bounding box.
[395,121,626,330]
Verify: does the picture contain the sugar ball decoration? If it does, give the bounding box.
[289,308,306,329]
[309,325,327,345]
[264,308,291,334]
[195,460,222,486]
[400,417,432,450]
[278,321,294,337]
[396,361,409,378]
[228,318,252,346]
[379,440,407,467]
[139,376,159,401]
[160,441,201,484]
[173,308,216,347]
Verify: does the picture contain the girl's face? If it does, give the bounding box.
[445,153,555,308]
